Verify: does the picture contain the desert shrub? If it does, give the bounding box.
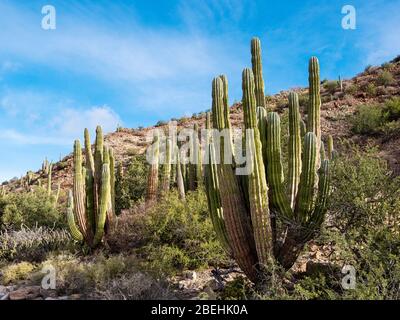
[351,104,385,134]
[376,70,394,87]
[115,155,148,213]
[140,189,229,275]
[0,226,74,262]
[0,188,64,229]
[1,261,36,284]
[383,97,400,121]
[324,80,338,94]
[381,62,393,70]
[297,93,309,111]
[40,253,140,295]
[365,83,377,96]
[345,84,357,95]
[329,144,400,233]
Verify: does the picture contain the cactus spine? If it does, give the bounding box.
[68,126,115,247]
[205,41,332,281]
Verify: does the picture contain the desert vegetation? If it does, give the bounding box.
[1,38,399,301]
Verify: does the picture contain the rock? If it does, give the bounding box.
[184,271,197,281]
[69,294,82,300]
[9,286,41,300]
[58,296,69,300]
[204,279,222,292]
[40,288,58,299]
[0,293,10,300]
[45,297,58,300]
[0,285,7,295]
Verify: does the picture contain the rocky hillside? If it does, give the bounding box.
[4,57,400,195]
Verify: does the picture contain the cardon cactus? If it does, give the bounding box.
[146,133,160,202]
[205,44,332,282]
[251,37,266,108]
[67,126,115,247]
[160,137,172,193]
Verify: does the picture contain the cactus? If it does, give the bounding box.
[205,46,332,281]
[251,37,266,108]
[146,133,160,202]
[67,126,115,247]
[160,137,172,193]
[188,123,202,191]
[176,147,186,200]
[47,163,53,197]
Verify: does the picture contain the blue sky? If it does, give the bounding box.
[0,0,399,181]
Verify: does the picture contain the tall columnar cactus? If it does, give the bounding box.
[205,44,332,282]
[146,133,160,202]
[160,137,172,193]
[251,37,266,108]
[47,163,53,197]
[176,146,186,200]
[68,126,115,247]
[188,123,202,191]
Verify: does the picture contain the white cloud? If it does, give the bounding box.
[50,105,121,139]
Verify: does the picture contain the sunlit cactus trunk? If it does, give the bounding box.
[251,37,266,108]
[68,126,116,248]
[160,137,172,193]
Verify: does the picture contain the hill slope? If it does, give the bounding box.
[4,58,400,194]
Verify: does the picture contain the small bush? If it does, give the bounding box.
[365,83,377,97]
[383,97,400,121]
[0,188,64,229]
[376,70,394,87]
[140,189,229,276]
[155,120,167,127]
[1,261,35,284]
[345,84,357,95]
[351,104,385,134]
[115,155,148,214]
[381,62,393,70]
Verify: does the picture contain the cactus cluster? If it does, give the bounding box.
[145,126,204,202]
[204,37,332,282]
[67,126,116,247]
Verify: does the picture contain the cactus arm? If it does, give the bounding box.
[307,57,322,165]
[67,190,83,242]
[204,141,231,253]
[287,92,302,210]
[109,148,116,216]
[327,135,335,160]
[146,133,160,202]
[308,159,331,232]
[242,68,273,266]
[251,37,266,108]
[47,163,52,197]
[93,163,111,246]
[176,148,186,200]
[161,137,172,193]
[320,140,326,161]
[72,140,90,243]
[266,112,293,219]
[300,119,307,137]
[295,132,318,221]
[83,129,95,233]
[257,106,268,169]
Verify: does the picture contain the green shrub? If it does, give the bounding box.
[383,97,400,121]
[115,155,148,214]
[376,70,394,87]
[330,144,400,233]
[345,84,357,95]
[140,189,229,275]
[351,104,385,134]
[0,188,64,229]
[1,261,36,284]
[155,120,167,127]
[365,83,377,97]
